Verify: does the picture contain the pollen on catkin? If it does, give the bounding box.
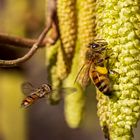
[46,41,62,104]
[63,0,96,128]
[56,0,77,79]
[77,0,96,67]
[95,0,140,139]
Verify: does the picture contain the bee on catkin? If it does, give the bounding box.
[75,40,111,96]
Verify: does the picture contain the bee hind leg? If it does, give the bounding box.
[108,69,119,75]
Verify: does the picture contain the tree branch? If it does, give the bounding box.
[0,25,52,67]
[0,0,58,67]
[0,33,46,48]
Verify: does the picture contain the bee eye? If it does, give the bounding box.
[88,43,96,48]
[91,43,99,49]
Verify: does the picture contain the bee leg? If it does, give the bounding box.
[96,72,101,80]
[108,69,119,75]
[108,70,119,84]
[103,125,110,140]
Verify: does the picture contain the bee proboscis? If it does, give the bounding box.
[21,82,76,108]
[75,40,111,96]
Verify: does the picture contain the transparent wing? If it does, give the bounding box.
[21,82,35,95]
[74,62,91,87]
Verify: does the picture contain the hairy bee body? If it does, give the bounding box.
[90,65,111,95]
[75,40,111,96]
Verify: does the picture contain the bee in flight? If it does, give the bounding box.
[21,82,76,108]
[75,39,111,96]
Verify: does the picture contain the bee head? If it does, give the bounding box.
[42,84,52,92]
[88,41,108,52]
[85,48,95,61]
[88,43,100,49]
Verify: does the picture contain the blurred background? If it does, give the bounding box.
[0,0,140,140]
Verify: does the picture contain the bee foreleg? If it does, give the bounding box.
[96,72,101,80]
[108,69,119,75]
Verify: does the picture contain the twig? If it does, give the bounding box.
[0,25,52,67]
[0,43,38,66]
[0,33,46,48]
[0,0,58,67]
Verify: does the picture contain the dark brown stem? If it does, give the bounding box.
[0,44,38,66]
[0,33,47,48]
[0,0,58,67]
[0,25,52,67]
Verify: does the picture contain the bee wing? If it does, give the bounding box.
[21,82,35,95]
[74,62,91,87]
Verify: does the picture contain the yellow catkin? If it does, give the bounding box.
[78,0,96,67]
[96,91,110,139]
[45,0,65,104]
[64,42,85,128]
[95,0,140,139]
[46,41,62,104]
[64,0,96,128]
[56,0,77,79]
[56,45,69,80]
[64,83,85,128]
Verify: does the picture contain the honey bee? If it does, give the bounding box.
[21,82,76,108]
[75,40,111,96]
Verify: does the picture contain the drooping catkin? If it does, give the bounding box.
[78,0,96,67]
[64,43,85,128]
[46,41,62,104]
[78,0,96,44]
[56,0,77,79]
[96,91,110,139]
[56,45,69,80]
[95,0,140,139]
[64,0,96,128]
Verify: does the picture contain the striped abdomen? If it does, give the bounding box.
[90,69,111,96]
[21,93,39,108]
